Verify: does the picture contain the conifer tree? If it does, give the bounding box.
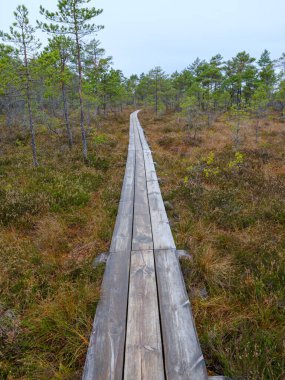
[0,43,18,133]
[148,67,167,114]
[1,5,41,166]
[38,0,103,162]
[258,50,276,91]
[41,36,74,147]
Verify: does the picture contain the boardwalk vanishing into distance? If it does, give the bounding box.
[83,111,217,380]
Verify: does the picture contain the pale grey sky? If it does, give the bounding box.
[0,0,284,75]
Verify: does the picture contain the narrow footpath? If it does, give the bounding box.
[83,111,208,380]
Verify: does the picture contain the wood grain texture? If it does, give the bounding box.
[144,150,158,182]
[82,251,131,380]
[119,149,135,202]
[110,125,135,252]
[125,111,164,379]
[83,114,136,380]
[147,184,176,250]
[154,248,208,380]
[110,200,133,253]
[142,146,176,250]
[124,250,165,380]
[131,111,153,251]
[132,148,153,250]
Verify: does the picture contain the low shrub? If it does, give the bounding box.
[0,189,48,226]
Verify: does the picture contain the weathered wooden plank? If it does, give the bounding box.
[145,174,168,225]
[132,206,153,251]
[83,251,131,380]
[133,121,143,151]
[110,200,133,252]
[132,116,153,251]
[119,149,135,202]
[147,180,165,209]
[132,197,152,251]
[144,150,158,182]
[154,248,208,380]
[147,192,168,221]
[147,181,176,250]
[83,114,136,380]
[136,129,176,250]
[128,117,135,149]
[110,133,135,252]
[146,171,158,182]
[148,207,176,249]
[124,250,165,380]
[136,120,149,150]
[125,110,164,378]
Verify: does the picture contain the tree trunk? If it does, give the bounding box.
[23,40,39,167]
[27,96,39,167]
[79,91,87,162]
[155,74,158,115]
[74,19,87,162]
[103,96,107,115]
[62,82,73,147]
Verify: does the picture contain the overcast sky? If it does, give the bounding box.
[1,0,284,76]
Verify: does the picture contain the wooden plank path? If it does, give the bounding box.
[83,111,208,380]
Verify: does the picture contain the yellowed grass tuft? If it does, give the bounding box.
[34,215,68,253]
[194,244,235,288]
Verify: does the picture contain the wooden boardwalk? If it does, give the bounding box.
[83,111,208,380]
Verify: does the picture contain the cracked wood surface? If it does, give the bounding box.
[83,111,207,380]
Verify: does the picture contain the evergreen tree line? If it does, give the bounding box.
[1,1,285,165]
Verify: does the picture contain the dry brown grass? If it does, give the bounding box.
[1,108,284,378]
[0,109,132,378]
[140,109,285,379]
[34,215,68,253]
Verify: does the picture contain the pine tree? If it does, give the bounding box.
[126,75,139,106]
[276,53,285,116]
[1,5,41,166]
[83,38,112,114]
[148,67,168,114]
[0,43,18,133]
[38,0,103,162]
[41,36,74,147]
[258,50,276,91]
[251,84,268,143]
[225,52,257,106]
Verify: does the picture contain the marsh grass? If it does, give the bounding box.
[0,111,130,379]
[140,110,285,379]
[1,108,284,378]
